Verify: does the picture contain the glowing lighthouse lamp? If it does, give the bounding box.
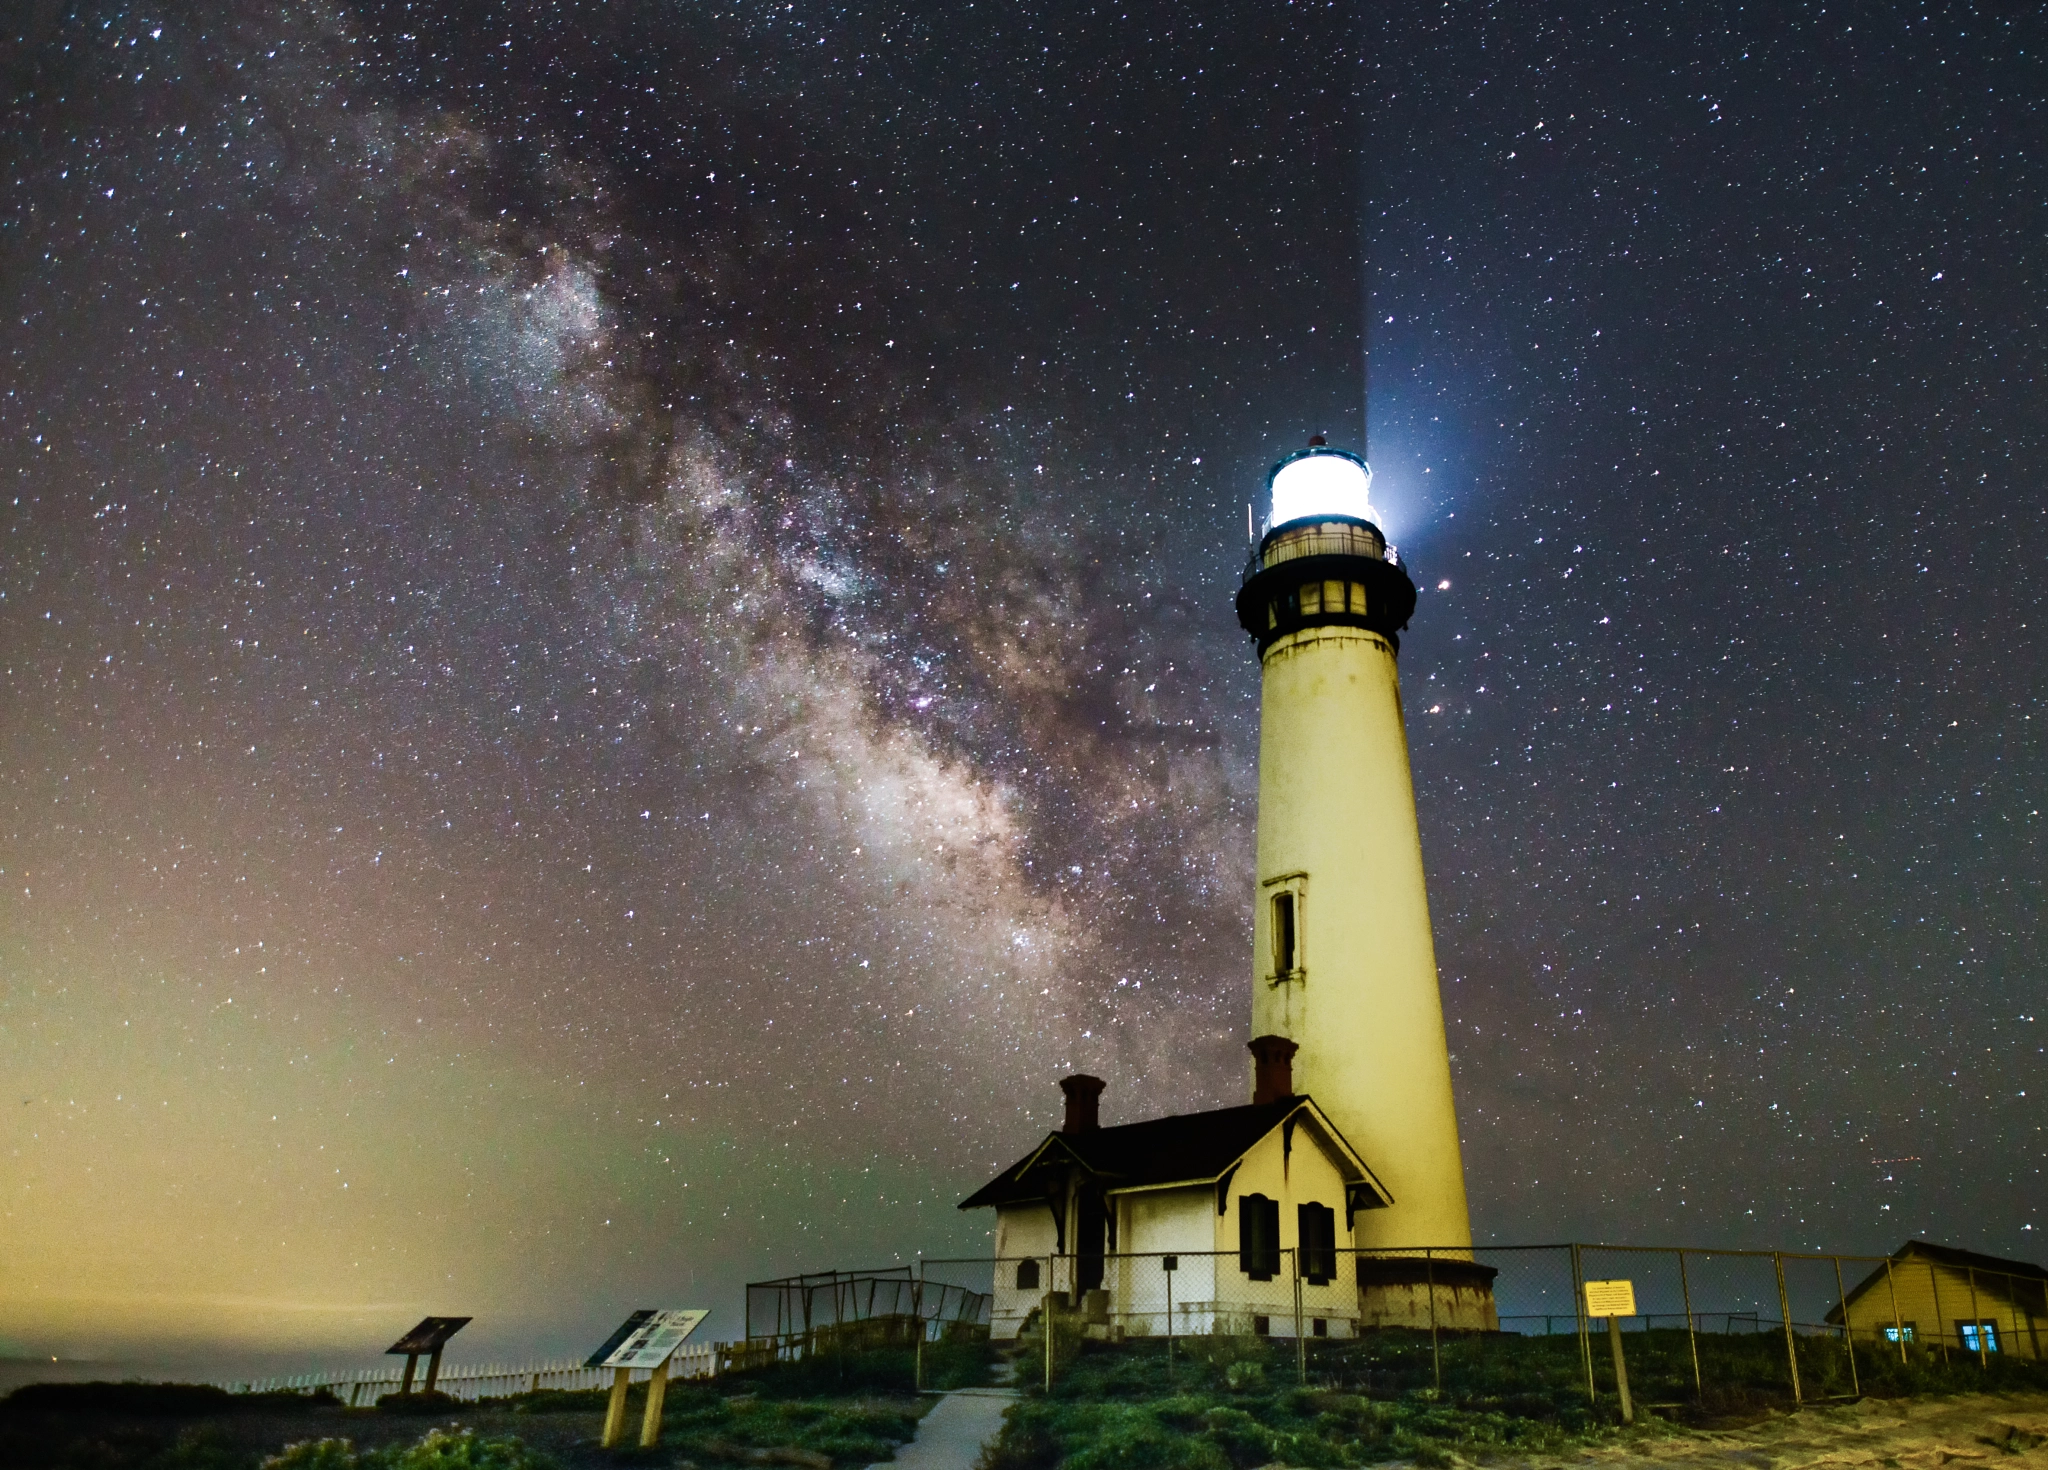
[1236,435,1496,1329]
[1264,436,1382,532]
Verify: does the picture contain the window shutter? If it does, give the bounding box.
[1298,1203,1336,1284]
[1239,1193,1280,1280]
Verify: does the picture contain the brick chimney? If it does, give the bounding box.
[1058,1074,1106,1134]
[1248,1035,1299,1105]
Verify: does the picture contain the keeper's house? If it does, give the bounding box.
[1826,1240,2045,1357]
[961,1059,1397,1342]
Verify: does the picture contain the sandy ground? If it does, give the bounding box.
[1505,1394,2048,1470]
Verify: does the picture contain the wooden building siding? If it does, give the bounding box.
[1836,1254,2045,1358]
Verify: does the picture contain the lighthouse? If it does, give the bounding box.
[1234,438,1475,1259]
[961,435,1495,1340]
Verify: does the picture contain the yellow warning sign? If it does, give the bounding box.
[1583,1279,1636,1317]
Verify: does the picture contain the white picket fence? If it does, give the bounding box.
[214,1342,726,1404]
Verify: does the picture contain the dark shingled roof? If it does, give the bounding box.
[960,1097,1368,1211]
[1885,1239,2048,1279]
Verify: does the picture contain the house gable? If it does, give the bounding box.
[960,1095,1389,1215]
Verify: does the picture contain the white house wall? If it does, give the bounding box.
[1109,1189,1221,1337]
[1206,1123,1360,1337]
[1075,1122,1365,1340]
[989,1203,1060,1339]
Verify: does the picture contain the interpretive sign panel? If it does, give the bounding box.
[586,1309,709,1369]
[1583,1279,1636,1318]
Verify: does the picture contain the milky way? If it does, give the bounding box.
[2,1,2041,1369]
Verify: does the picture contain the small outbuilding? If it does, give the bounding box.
[1826,1240,2045,1358]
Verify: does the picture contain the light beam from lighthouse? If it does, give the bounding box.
[1235,437,1475,1257]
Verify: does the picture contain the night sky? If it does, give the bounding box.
[3,0,2042,1373]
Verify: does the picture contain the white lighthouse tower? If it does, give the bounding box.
[1235,439,1478,1269]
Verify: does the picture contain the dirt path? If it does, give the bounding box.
[1509,1394,2048,1470]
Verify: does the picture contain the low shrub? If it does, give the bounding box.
[372,1392,461,1416]
[263,1428,555,1470]
[983,1336,1631,1470]
[720,1347,920,1398]
[2,1383,340,1418]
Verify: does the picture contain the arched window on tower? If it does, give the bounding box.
[1264,873,1307,982]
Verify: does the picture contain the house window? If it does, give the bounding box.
[1298,1203,1337,1284]
[1959,1321,2001,1354]
[1272,893,1297,975]
[1312,1317,1328,1338]
[1239,1193,1281,1280]
[1253,1315,1272,1336]
[1884,1323,1916,1343]
[1015,1259,1040,1291]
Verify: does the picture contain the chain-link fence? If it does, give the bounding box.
[908,1243,2045,1409]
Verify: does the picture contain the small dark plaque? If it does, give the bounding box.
[386,1316,472,1355]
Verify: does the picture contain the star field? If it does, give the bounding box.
[1,0,2041,1372]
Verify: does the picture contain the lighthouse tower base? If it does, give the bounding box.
[1356,1258,1500,1333]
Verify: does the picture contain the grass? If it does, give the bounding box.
[990,1337,1601,1470]
[0,1343,991,1470]
[982,1326,2048,1470]
[1388,1323,2048,1413]
[477,1373,928,1466]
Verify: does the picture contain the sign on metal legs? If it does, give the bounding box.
[385,1316,472,1397]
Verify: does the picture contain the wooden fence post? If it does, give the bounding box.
[639,1358,671,1448]
[600,1366,632,1448]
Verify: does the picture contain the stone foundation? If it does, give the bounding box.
[1356,1256,1499,1332]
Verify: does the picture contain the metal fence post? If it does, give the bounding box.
[2006,1271,2026,1364]
[1572,1243,1595,1402]
[1883,1255,1907,1364]
[1929,1258,1949,1361]
[1832,1256,1860,1396]
[913,1258,926,1392]
[1426,1247,1441,1394]
[1678,1249,1703,1402]
[1773,1253,1802,1404]
[1293,1247,1306,1386]
[1967,1267,1987,1367]
[1164,1254,1175,1384]
[1044,1254,1055,1394]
